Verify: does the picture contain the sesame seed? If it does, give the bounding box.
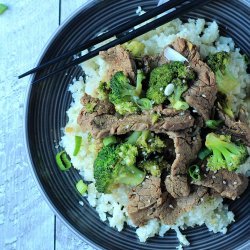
[79,201,84,206]
[233,181,238,185]
[200,198,204,202]
[189,116,192,120]
[204,174,207,177]
[180,112,185,116]
[202,94,206,98]
[212,175,216,179]
[169,204,174,209]
[223,180,227,185]
[193,109,197,113]
[160,87,163,91]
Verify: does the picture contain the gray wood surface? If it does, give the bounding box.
[0,0,249,250]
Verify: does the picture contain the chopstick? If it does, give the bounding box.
[20,0,211,83]
[19,0,187,79]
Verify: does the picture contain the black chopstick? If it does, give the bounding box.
[25,0,212,83]
[18,0,187,79]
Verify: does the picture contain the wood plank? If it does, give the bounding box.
[0,0,59,249]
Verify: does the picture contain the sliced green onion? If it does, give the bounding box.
[188,165,201,181]
[87,132,92,142]
[126,131,142,145]
[205,119,223,129]
[136,98,153,110]
[73,135,82,156]
[103,135,118,146]
[0,3,8,14]
[56,151,72,171]
[198,148,212,160]
[76,180,88,195]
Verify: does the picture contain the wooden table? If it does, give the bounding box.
[0,0,249,249]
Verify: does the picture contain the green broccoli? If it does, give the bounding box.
[114,102,139,115]
[207,52,239,94]
[96,81,109,100]
[205,133,248,171]
[167,79,189,110]
[126,130,165,157]
[109,71,145,115]
[124,40,145,57]
[138,158,168,177]
[93,143,145,193]
[146,62,195,104]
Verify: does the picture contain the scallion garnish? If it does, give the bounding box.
[198,148,212,160]
[56,151,72,171]
[136,98,153,110]
[0,3,8,14]
[73,135,82,156]
[188,165,201,181]
[103,135,118,146]
[205,119,223,129]
[76,180,88,195]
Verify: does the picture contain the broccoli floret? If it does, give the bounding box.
[118,143,138,167]
[114,102,139,115]
[205,133,248,171]
[138,158,167,177]
[126,131,165,157]
[125,40,145,57]
[146,62,195,104]
[109,71,145,115]
[135,69,145,97]
[93,143,145,193]
[207,52,239,94]
[167,79,189,110]
[96,81,109,100]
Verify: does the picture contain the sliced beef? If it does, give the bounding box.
[77,94,116,138]
[165,130,202,198]
[159,186,209,225]
[218,110,250,146]
[195,169,248,200]
[127,177,209,226]
[78,99,195,138]
[170,38,217,120]
[114,109,194,135]
[127,176,163,226]
[99,45,136,81]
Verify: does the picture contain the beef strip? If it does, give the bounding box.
[195,169,248,200]
[127,177,209,226]
[99,45,136,81]
[170,38,217,120]
[218,110,250,147]
[77,94,116,138]
[165,130,202,198]
[78,96,195,138]
[159,186,209,225]
[127,176,163,226]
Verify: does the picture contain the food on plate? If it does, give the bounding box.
[59,18,250,247]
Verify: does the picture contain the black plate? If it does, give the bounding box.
[25,0,250,249]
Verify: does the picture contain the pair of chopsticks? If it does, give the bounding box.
[19,0,211,83]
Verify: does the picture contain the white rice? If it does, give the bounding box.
[60,17,250,247]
